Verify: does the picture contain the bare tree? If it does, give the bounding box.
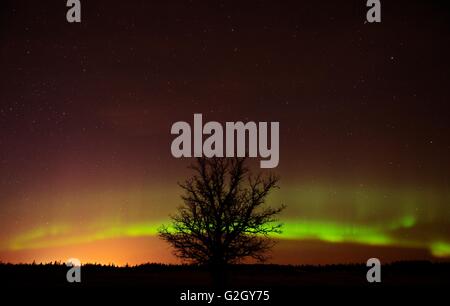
[158,157,285,268]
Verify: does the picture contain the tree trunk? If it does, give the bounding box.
[210,263,227,289]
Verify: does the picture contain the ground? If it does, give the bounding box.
[1,261,448,303]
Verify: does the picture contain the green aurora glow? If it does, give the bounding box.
[3,183,449,259]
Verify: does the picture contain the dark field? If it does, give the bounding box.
[1,261,449,303]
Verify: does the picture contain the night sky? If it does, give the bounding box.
[1,0,450,265]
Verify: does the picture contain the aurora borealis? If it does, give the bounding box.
[1,0,450,265]
[1,183,449,264]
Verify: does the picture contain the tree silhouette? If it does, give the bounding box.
[158,157,285,269]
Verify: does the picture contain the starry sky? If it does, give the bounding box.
[1,0,450,265]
